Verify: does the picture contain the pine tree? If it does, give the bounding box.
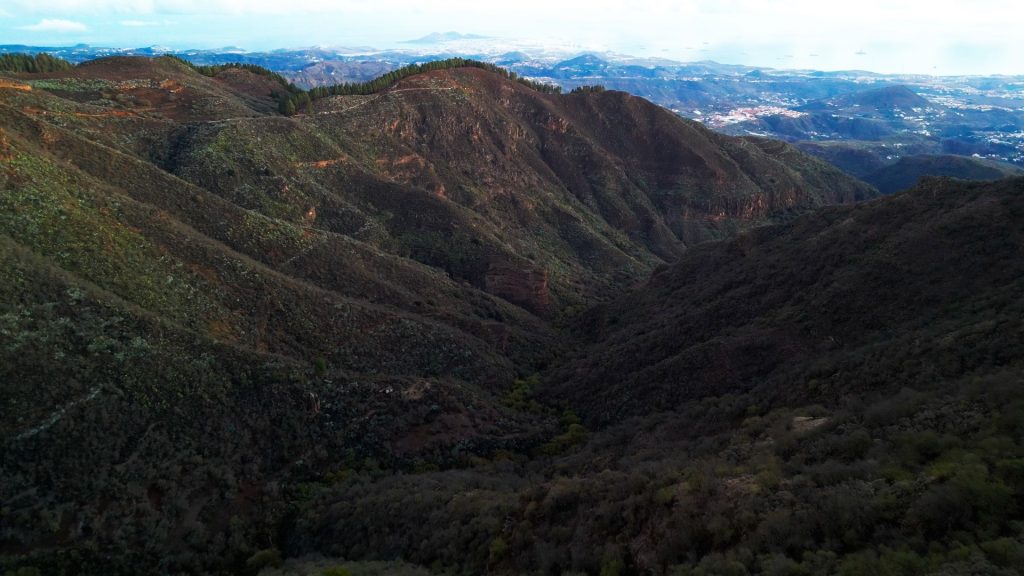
[0,53,73,73]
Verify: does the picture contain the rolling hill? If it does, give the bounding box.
[736,85,939,144]
[862,154,1024,194]
[800,84,934,113]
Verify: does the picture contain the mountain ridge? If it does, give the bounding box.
[14,58,1024,576]
[401,31,493,44]
[863,154,1024,194]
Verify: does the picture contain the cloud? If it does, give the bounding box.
[120,19,160,26]
[19,18,88,32]
[3,0,387,14]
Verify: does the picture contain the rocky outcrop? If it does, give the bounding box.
[485,261,552,315]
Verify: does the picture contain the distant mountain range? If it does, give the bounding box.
[401,31,493,44]
[861,154,1024,194]
[3,41,1020,189]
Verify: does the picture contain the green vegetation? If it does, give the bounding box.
[246,548,283,570]
[0,53,73,73]
[161,54,296,90]
[24,77,111,93]
[540,410,587,455]
[0,150,224,328]
[279,94,296,115]
[571,85,608,94]
[1,54,1021,576]
[196,62,297,89]
[160,54,303,111]
[309,58,561,96]
[505,374,542,410]
[863,154,1024,194]
[295,376,1024,576]
[277,57,561,115]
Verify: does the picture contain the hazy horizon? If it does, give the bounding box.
[2,0,1023,76]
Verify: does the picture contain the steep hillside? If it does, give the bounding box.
[549,177,1024,423]
[0,58,881,574]
[0,61,565,573]
[296,177,1024,576]
[1,238,551,573]
[863,154,1024,194]
[797,141,896,177]
[1,58,873,317]
[163,66,874,310]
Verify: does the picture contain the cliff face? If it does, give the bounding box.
[485,261,552,315]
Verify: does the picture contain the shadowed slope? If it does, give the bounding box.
[863,154,1024,194]
[550,177,1024,423]
[0,58,880,573]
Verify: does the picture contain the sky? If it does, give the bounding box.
[2,0,1023,75]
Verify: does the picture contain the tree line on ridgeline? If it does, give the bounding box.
[274,58,563,115]
[0,52,563,117]
[570,84,607,94]
[0,53,73,73]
